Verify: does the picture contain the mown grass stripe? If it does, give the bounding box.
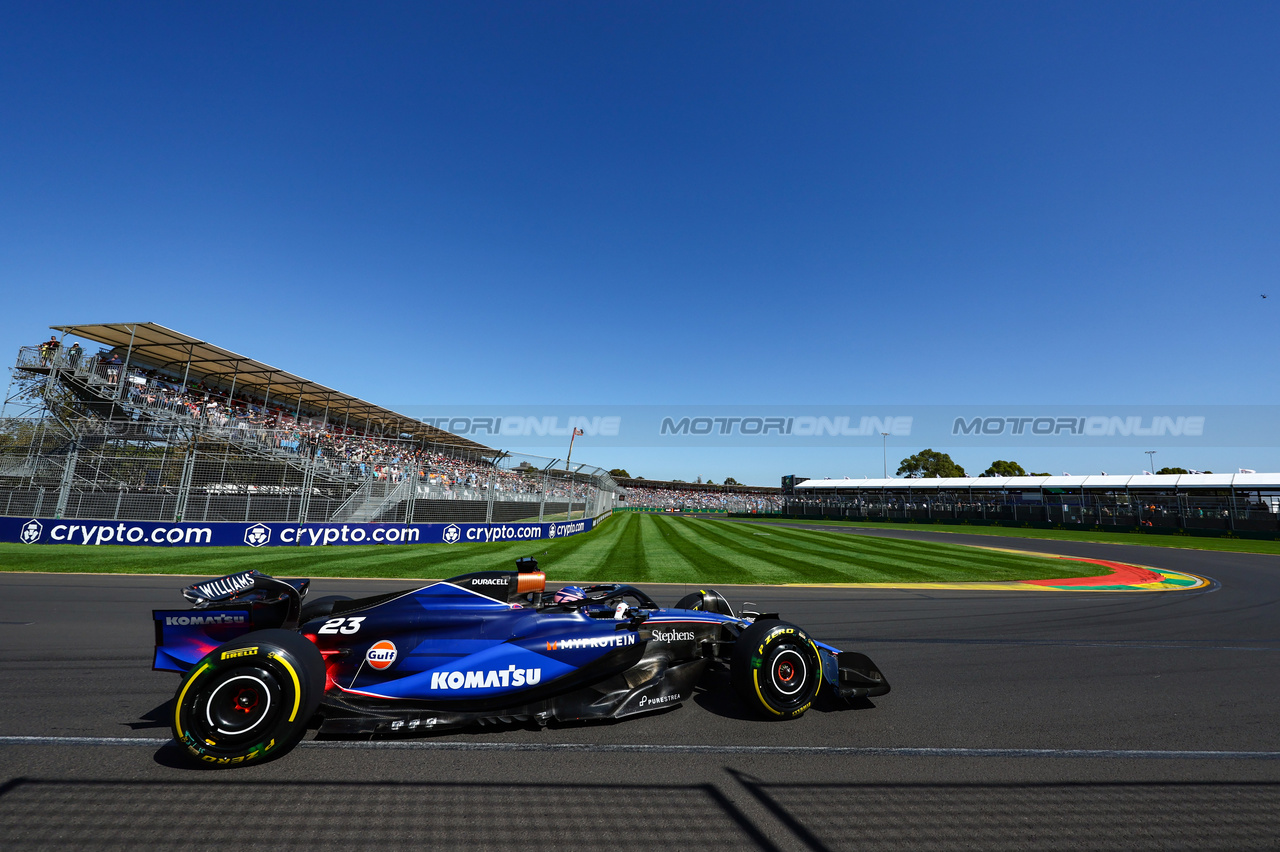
[679,518,860,583]
[649,515,766,584]
[0,513,1114,585]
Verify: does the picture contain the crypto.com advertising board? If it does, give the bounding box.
[1,517,595,547]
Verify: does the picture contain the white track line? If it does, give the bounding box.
[2,736,1280,759]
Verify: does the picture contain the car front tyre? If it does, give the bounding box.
[730,620,822,719]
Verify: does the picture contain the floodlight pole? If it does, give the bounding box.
[881,432,889,479]
[1145,450,1157,474]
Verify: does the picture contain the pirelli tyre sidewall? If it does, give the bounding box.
[731,620,821,719]
[172,629,324,767]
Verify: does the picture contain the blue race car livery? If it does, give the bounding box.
[154,558,889,766]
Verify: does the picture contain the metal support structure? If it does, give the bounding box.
[54,443,78,520]
[173,444,197,522]
[114,324,138,401]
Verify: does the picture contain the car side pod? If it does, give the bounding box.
[833,650,891,703]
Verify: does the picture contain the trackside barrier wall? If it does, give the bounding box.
[1,516,595,547]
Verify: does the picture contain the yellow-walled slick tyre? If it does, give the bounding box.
[172,629,324,766]
[731,620,821,719]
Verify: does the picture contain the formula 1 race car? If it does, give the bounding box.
[152,559,889,766]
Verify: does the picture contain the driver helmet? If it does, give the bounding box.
[552,585,585,603]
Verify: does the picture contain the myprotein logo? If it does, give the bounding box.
[429,667,543,690]
[366,640,397,670]
[651,630,695,642]
[546,633,637,651]
[951,415,1205,438]
[164,614,247,626]
[19,520,42,544]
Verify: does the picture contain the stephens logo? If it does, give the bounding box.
[19,520,42,544]
[366,640,397,670]
[244,524,271,547]
[651,630,695,642]
[429,666,543,690]
[443,524,462,544]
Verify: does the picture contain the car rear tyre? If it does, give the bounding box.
[731,620,821,719]
[172,629,324,766]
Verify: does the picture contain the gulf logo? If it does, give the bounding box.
[366,640,398,670]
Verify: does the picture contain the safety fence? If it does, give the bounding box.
[0,417,615,531]
[782,490,1280,534]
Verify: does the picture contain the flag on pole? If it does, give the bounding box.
[573,428,584,436]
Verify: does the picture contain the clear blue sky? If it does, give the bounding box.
[3,2,1277,483]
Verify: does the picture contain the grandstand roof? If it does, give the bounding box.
[796,474,1280,490]
[50,321,494,454]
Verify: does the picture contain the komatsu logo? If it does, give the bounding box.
[429,667,543,690]
[651,630,695,642]
[164,614,247,626]
[546,633,637,651]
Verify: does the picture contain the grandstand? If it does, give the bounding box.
[2,322,615,526]
[790,475,1280,533]
[616,477,780,513]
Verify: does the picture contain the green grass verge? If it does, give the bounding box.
[0,513,1094,584]
[729,517,1280,555]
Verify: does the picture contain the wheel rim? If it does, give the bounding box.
[761,642,815,710]
[206,673,275,737]
[188,664,286,748]
[770,649,807,696]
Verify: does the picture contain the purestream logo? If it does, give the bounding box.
[429,667,543,690]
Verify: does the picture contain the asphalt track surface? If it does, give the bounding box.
[2,527,1279,850]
